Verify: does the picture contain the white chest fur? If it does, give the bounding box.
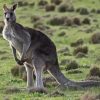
[2,25,23,54]
[2,26,12,41]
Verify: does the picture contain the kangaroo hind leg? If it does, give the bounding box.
[29,57,47,93]
[24,62,34,89]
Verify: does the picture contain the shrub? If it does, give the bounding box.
[38,0,48,6]
[29,2,35,7]
[30,15,40,23]
[58,31,66,37]
[70,39,84,47]
[66,18,73,26]
[91,32,100,44]
[76,8,81,12]
[48,16,68,25]
[58,4,74,12]
[11,65,19,77]
[18,1,29,7]
[34,21,49,31]
[65,60,79,71]
[79,8,89,15]
[51,0,62,5]
[58,4,69,12]
[82,18,91,24]
[88,66,100,77]
[91,9,96,13]
[73,46,88,55]
[45,4,55,11]
[96,9,100,14]
[11,65,26,77]
[67,6,75,12]
[48,16,74,26]
[73,17,81,25]
[11,65,36,82]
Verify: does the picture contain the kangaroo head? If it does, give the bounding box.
[3,4,17,24]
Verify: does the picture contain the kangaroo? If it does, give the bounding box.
[2,4,100,93]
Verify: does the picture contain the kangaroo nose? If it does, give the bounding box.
[6,18,9,21]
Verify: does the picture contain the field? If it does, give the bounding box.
[0,0,100,99]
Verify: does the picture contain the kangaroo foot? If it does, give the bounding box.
[27,87,47,93]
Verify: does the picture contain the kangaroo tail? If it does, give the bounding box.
[48,65,100,88]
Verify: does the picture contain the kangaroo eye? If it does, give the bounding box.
[10,12,13,16]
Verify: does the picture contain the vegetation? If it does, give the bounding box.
[0,0,100,99]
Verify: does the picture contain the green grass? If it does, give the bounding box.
[0,0,100,99]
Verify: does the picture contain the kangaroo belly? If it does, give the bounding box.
[11,38,23,54]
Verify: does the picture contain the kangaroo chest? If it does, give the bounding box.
[3,26,23,53]
[3,26,12,41]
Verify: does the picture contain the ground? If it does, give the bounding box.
[0,0,100,100]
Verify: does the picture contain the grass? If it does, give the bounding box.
[0,0,100,99]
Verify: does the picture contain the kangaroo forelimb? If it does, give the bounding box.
[11,46,24,65]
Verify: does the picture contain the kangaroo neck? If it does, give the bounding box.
[4,18,16,26]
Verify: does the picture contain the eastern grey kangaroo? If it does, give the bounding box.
[2,4,100,93]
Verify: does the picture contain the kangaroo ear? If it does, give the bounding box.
[3,4,8,11]
[12,4,17,11]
